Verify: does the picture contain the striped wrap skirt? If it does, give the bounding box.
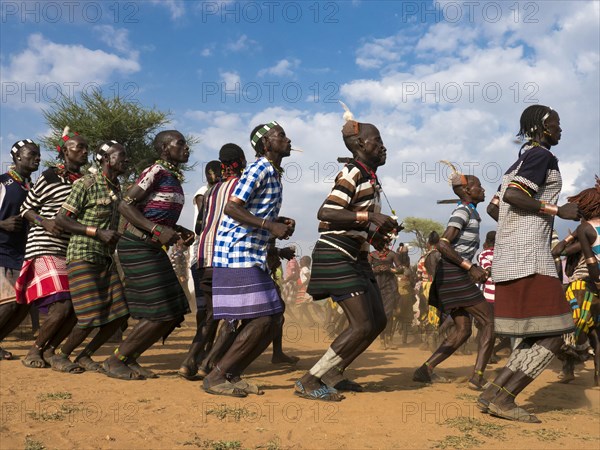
[117,232,190,321]
[67,259,129,329]
[494,273,574,338]
[429,258,485,313]
[307,235,375,301]
[212,266,283,320]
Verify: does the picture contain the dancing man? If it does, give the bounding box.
[0,140,41,359]
[51,141,130,372]
[202,122,295,397]
[413,163,493,389]
[102,130,194,380]
[478,104,580,423]
[296,105,398,401]
[16,129,88,370]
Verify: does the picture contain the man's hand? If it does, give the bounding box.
[0,215,23,232]
[97,229,122,246]
[369,212,398,235]
[558,202,581,221]
[468,265,488,284]
[278,246,296,260]
[157,226,180,247]
[42,218,63,237]
[176,225,196,246]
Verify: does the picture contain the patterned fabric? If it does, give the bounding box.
[447,203,481,261]
[189,185,208,266]
[213,158,282,269]
[212,266,283,320]
[565,280,597,339]
[14,255,70,305]
[429,258,485,312]
[197,179,238,268]
[117,233,190,321]
[307,235,374,300]
[478,247,495,303]
[492,145,562,283]
[21,168,74,259]
[0,172,29,269]
[67,259,129,329]
[0,268,18,305]
[494,274,573,337]
[60,173,121,264]
[135,163,185,228]
[318,160,381,247]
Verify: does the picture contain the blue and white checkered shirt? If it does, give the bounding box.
[213,157,283,269]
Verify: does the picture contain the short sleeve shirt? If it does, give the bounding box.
[0,173,29,269]
[318,160,382,245]
[492,145,562,283]
[213,158,283,269]
[447,203,481,261]
[136,163,184,227]
[61,173,120,264]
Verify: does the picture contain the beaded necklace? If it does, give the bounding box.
[266,159,284,177]
[55,164,82,183]
[101,172,121,202]
[156,159,184,182]
[8,168,31,190]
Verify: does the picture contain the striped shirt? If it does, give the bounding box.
[477,247,495,303]
[447,203,481,261]
[197,178,238,268]
[20,168,74,260]
[319,160,381,244]
[492,145,562,283]
[213,158,283,269]
[136,163,184,228]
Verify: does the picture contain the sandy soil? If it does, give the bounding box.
[1,319,599,450]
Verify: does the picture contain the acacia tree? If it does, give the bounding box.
[41,89,196,182]
[402,217,445,254]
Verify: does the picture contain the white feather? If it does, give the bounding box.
[62,126,70,137]
[339,101,355,122]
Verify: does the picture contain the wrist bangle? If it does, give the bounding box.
[490,196,500,206]
[151,225,163,243]
[356,211,369,223]
[85,226,98,237]
[150,224,159,235]
[564,234,575,244]
[260,218,267,229]
[439,237,451,244]
[539,202,558,215]
[585,257,598,265]
[460,259,472,271]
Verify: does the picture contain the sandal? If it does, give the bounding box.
[202,379,247,398]
[271,354,300,365]
[488,402,542,423]
[231,378,264,395]
[293,380,345,402]
[102,360,145,381]
[476,397,490,413]
[21,353,48,369]
[127,361,158,379]
[413,364,450,383]
[50,354,85,374]
[75,355,105,373]
[0,347,13,360]
[178,364,203,381]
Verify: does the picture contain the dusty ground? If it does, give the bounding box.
[1,319,599,450]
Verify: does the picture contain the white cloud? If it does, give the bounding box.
[258,59,300,77]
[225,34,258,52]
[93,25,138,59]
[219,71,241,91]
[0,34,140,110]
[148,0,185,20]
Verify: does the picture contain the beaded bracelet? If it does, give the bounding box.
[34,215,44,225]
[150,225,163,243]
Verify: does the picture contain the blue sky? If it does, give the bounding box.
[1,0,599,261]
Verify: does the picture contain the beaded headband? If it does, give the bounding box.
[251,121,279,149]
[11,139,36,155]
[56,126,79,152]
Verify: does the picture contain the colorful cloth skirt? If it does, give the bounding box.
[565,279,598,339]
[212,266,283,320]
[307,235,374,301]
[429,258,485,312]
[67,259,129,329]
[117,233,190,321]
[15,256,71,310]
[494,273,574,338]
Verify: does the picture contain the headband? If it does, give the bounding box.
[96,140,119,164]
[251,121,279,149]
[56,126,79,152]
[11,139,36,155]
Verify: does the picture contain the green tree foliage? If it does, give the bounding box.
[402,217,445,254]
[41,90,197,182]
